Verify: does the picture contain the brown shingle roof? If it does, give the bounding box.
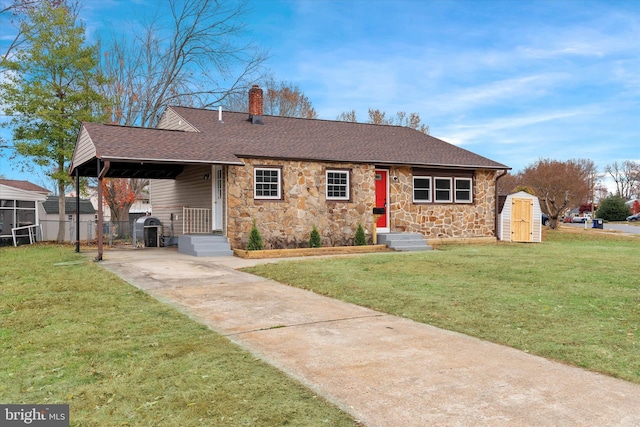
[73,107,508,176]
[171,107,509,169]
[81,122,242,165]
[0,179,50,194]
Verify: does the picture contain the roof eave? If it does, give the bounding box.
[234,154,509,170]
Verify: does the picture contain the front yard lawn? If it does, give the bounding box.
[0,245,359,426]
[244,230,640,384]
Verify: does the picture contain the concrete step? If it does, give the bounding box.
[178,234,234,257]
[378,232,433,251]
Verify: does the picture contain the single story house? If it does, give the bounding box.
[0,179,50,245]
[39,195,96,242]
[70,85,509,256]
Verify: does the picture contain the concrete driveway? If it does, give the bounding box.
[96,247,640,427]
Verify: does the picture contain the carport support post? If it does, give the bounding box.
[75,168,80,253]
[96,159,110,261]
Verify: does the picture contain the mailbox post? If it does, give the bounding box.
[372,207,385,244]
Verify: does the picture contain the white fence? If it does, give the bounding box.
[182,207,210,234]
[3,220,132,246]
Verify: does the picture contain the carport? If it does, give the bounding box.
[69,122,242,260]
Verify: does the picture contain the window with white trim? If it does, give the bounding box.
[434,177,452,203]
[413,177,431,202]
[454,178,473,203]
[326,170,350,200]
[254,167,281,199]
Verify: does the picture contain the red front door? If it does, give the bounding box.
[375,169,388,228]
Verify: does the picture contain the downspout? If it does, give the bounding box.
[494,170,508,239]
[96,159,110,261]
[75,168,80,253]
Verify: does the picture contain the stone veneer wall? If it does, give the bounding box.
[226,160,498,249]
[227,158,377,249]
[387,167,497,238]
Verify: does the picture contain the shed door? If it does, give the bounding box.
[511,198,533,242]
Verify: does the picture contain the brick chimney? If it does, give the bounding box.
[248,84,264,124]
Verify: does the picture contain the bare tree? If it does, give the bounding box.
[605,160,640,199]
[336,109,357,122]
[337,108,430,134]
[263,79,317,119]
[98,0,267,128]
[496,172,521,196]
[224,78,318,118]
[97,0,268,221]
[519,158,593,229]
[0,0,40,67]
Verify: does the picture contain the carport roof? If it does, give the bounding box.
[71,123,243,178]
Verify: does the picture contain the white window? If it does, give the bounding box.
[254,167,281,199]
[434,177,452,203]
[455,178,473,203]
[413,177,431,202]
[326,170,350,200]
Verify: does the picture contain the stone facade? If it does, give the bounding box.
[227,158,376,249]
[226,160,497,249]
[387,167,497,238]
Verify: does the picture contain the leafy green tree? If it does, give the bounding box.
[595,195,630,221]
[309,225,322,248]
[247,219,264,251]
[354,223,367,246]
[0,1,109,242]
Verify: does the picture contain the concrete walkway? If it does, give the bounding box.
[96,248,640,427]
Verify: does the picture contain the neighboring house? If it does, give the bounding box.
[70,85,509,252]
[0,179,50,244]
[68,185,152,222]
[39,195,96,242]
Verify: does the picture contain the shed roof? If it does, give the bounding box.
[42,196,96,215]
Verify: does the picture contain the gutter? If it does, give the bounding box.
[494,170,509,239]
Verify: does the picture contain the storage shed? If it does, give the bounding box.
[498,191,542,243]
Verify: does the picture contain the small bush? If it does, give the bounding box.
[309,225,322,248]
[247,219,264,250]
[596,195,630,221]
[354,223,367,246]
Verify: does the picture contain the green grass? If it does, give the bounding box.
[244,230,640,384]
[0,244,359,427]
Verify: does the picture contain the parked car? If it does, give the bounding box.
[542,213,550,226]
[572,216,589,223]
[627,213,640,222]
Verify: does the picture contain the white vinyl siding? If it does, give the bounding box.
[326,170,349,200]
[254,168,281,199]
[150,165,213,235]
[70,127,98,171]
[156,107,199,132]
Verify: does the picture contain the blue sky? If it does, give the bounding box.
[1,0,639,190]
